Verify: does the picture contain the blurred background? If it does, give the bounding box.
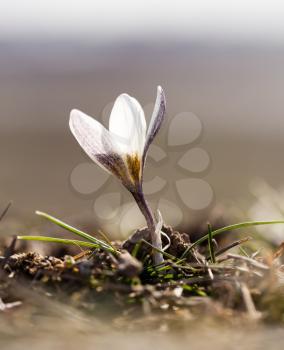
[1,1,284,235]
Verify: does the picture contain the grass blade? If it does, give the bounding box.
[131,240,142,258]
[211,236,252,259]
[17,236,99,249]
[141,239,178,261]
[97,229,115,249]
[207,223,215,263]
[181,220,284,259]
[35,211,112,250]
[0,201,12,222]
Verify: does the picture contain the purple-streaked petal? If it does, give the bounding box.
[70,109,119,174]
[143,86,166,163]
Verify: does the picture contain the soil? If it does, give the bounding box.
[122,225,191,259]
[1,219,284,329]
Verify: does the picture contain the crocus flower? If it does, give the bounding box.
[69,86,166,264]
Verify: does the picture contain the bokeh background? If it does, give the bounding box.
[1,1,284,235]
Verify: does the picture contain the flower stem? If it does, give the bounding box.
[132,189,164,265]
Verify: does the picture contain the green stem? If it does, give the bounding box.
[132,190,163,265]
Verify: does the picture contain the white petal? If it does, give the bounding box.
[69,109,119,173]
[109,94,146,156]
[143,86,166,162]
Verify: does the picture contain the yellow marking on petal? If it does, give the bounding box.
[126,153,141,184]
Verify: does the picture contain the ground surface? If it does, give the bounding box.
[1,216,284,350]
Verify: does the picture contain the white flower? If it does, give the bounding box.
[69,86,166,193]
[69,86,166,265]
